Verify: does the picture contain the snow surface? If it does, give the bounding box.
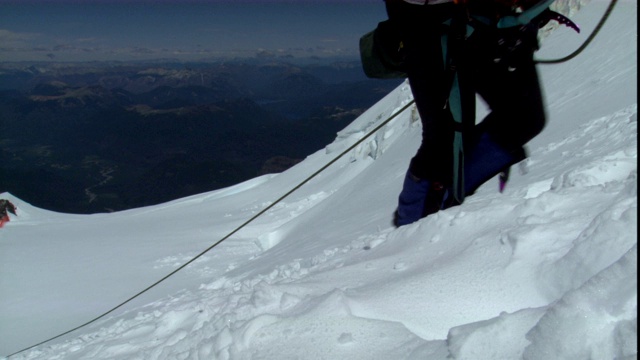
[0,1,637,359]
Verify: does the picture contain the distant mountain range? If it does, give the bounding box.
[0,60,402,213]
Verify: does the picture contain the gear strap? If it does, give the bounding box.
[443,4,474,205]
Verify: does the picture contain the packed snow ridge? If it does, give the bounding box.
[0,1,637,359]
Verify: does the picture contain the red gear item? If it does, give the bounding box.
[0,214,9,228]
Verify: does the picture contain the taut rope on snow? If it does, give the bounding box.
[5,99,416,359]
[535,0,618,64]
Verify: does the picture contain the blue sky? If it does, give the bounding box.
[0,0,385,62]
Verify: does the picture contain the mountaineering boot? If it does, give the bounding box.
[464,132,526,196]
[394,171,446,227]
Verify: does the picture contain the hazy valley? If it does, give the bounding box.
[0,60,401,213]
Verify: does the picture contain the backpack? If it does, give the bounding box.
[359,20,407,79]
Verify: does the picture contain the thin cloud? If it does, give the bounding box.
[0,29,38,46]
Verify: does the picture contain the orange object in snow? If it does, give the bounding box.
[0,199,17,228]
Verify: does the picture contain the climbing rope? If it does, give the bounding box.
[535,0,618,64]
[5,99,416,359]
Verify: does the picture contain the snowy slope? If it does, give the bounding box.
[0,1,637,359]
